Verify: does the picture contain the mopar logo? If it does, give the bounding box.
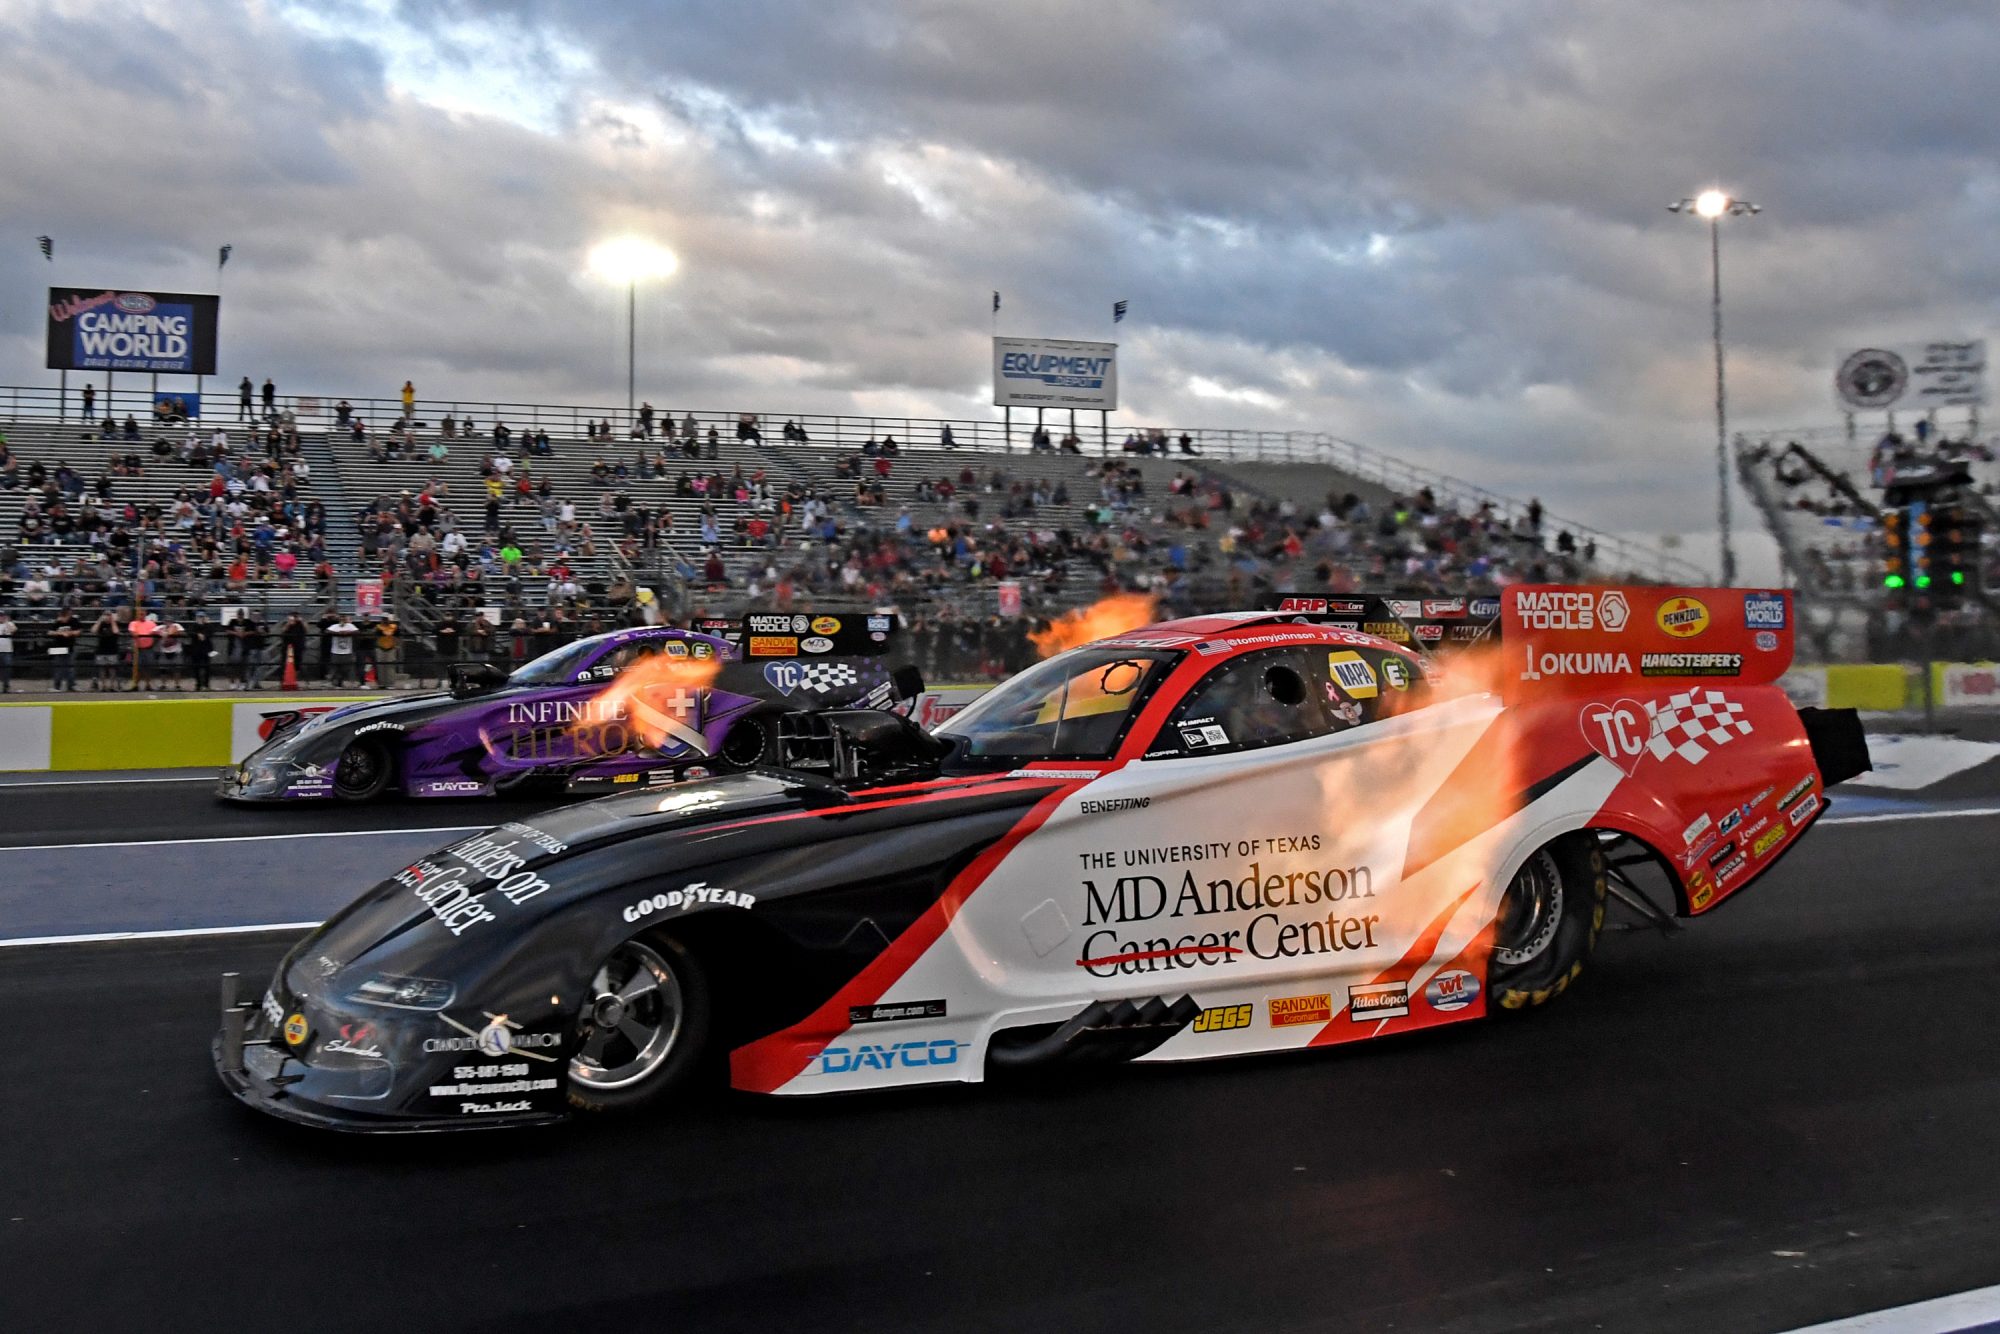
[810,1039,965,1075]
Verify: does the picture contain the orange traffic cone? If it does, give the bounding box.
[282,655,299,691]
[365,662,376,687]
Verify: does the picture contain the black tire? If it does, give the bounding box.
[715,715,775,770]
[1490,833,1605,1012]
[333,737,393,802]
[567,932,712,1114]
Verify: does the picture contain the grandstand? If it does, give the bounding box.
[0,382,1697,684]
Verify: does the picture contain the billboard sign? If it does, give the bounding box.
[46,287,220,375]
[993,336,1117,409]
[1835,340,1986,411]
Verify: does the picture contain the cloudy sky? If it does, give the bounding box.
[5,0,1999,576]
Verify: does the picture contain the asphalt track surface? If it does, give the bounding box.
[4,785,2000,1331]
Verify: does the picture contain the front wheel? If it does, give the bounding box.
[567,934,711,1113]
[333,738,393,801]
[1490,834,1605,1011]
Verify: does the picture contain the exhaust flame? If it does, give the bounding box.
[580,652,722,754]
[1029,593,1159,658]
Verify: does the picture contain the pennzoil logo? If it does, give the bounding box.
[1268,993,1332,1027]
[810,616,842,635]
[283,1013,309,1047]
[1657,596,1711,639]
[1192,1003,1252,1033]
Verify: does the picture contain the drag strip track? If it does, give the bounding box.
[3,812,1999,1331]
[0,776,572,848]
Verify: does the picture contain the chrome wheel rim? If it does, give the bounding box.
[1495,848,1564,967]
[568,940,684,1091]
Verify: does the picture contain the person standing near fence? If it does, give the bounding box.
[48,609,80,691]
[237,376,253,422]
[155,614,185,690]
[400,380,415,422]
[82,383,96,420]
[127,609,160,691]
[374,613,399,688]
[327,613,359,687]
[0,610,15,692]
[187,613,214,691]
[261,377,276,419]
[279,613,307,680]
[242,616,272,689]
[91,610,121,690]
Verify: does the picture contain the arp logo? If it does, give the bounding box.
[811,1039,964,1075]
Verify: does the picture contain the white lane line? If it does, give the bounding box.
[1824,806,2000,825]
[0,774,218,787]
[1782,1281,2000,1332]
[0,921,320,948]
[0,825,483,852]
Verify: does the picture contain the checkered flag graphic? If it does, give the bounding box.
[1643,690,1753,765]
[797,661,860,694]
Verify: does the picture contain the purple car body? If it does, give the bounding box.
[219,621,900,801]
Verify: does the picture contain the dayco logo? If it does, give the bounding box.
[1656,596,1711,638]
[622,881,755,923]
[1268,993,1332,1027]
[1192,1003,1252,1033]
[810,1039,965,1075]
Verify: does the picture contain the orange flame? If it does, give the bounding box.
[1029,593,1159,658]
[582,652,722,754]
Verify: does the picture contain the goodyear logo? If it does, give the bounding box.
[1657,596,1711,639]
[1268,993,1332,1027]
[1191,1003,1252,1033]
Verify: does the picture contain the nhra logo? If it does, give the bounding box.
[114,292,157,313]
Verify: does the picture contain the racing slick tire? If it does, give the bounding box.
[333,737,393,802]
[715,715,776,771]
[1490,833,1605,1012]
[567,932,713,1114]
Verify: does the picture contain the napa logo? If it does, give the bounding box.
[1656,596,1711,639]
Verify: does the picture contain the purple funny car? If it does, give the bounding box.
[219,616,908,802]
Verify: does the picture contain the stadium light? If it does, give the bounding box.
[1667,188,1760,586]
[589,236,680,418]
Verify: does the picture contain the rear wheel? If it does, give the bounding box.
[1490,834,1605,1011]
[333,738,392,801]
[567,934,711,1113]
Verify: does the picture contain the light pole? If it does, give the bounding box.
[588,236,680,421]
[1668,189,1758,586]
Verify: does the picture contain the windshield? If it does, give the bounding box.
[935,646,1180,761]
[507,636,607,686]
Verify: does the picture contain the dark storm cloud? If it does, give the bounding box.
[4,0,2000,567]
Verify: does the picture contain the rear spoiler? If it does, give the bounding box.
[1273,594,1500,656]
[693,611,900,658]
[1499,586,1794,704]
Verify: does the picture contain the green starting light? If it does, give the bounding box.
[1916,575,1933,588]
[1885,574,1907,588]
[1952,571,1967,586]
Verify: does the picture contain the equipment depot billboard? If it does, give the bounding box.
[46,287,220,375]
[993,336,1117,410]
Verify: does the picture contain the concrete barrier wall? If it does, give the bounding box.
[0,688,994,773]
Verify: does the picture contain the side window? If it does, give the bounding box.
[1161,648,1330,757]
[1308,645,1426,729]
[580,642,659,682]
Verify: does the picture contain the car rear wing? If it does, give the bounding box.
[1498,585,1794,704]
[693,611,900,659]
